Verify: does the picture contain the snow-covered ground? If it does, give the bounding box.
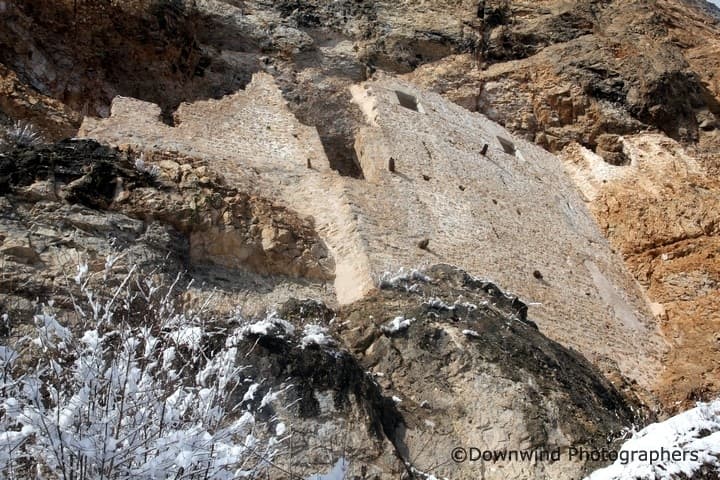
[586,399,720,479]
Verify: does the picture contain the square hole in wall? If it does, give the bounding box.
[396,90,423,113]
[497,136,516,155]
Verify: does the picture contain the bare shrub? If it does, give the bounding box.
[0,121,43,151]
[0,262,287,479]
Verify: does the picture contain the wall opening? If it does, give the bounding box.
[497,136,516,155]
[396,91,421,112]
[321,134,365,178]
[277,79,366,179]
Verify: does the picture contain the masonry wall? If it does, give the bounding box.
[349,79,665,387]
[80,73,376,304]
[81,73,331,178]
[79,73,666,389]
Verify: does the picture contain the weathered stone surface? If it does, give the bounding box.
[237,266,642,480]
[0,139,335,325]
[2,0,720,476]
[405,0,720,412]
[0,138,644,479]
[78,73,666,399]
[561,133,720,411]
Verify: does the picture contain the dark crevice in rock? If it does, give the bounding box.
[320,134,365,179]
[0,139,155,204]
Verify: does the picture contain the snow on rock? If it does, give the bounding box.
[378,268,432,292]
[462,329,481,338]
[300,324,336,349]
[409,465,445,480]
[424,297,454,310]
[242,312,295,338]
[586,398,720,480]
[381,316,415,334]
[425,297,485,312]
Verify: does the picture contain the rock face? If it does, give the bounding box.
[2,0,720,477]
[0,139,335,323]
[405,0,720,411]
[408,1,720,149]
[563,134,720,412]
[262,265,640,480]
[350,265,641,480]
[0,140,642,479]
[78,73,376,306]
[78,72,665,397]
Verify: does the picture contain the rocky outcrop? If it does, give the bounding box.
[0,0,205,125]
[0,138,643,480]
[562,134,720,412]
[2,0,719,158]
[76,72,666,398]
[216,266,642,480]
[2,0,720,476]
[335,264,642,479]
[405,0,720,412]
[408,1,720,149]
[0,63,80,140]
[0,139,335,325]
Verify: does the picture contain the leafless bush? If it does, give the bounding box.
[0,121,43,151]
[0,261,288,479]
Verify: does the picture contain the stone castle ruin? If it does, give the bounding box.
[79,73,666,389]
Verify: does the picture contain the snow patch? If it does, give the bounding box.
[382,316,415,334]
[300,324,336,349]
[424,297,485,312]
[242,312,295,338]
[378,268,432,292]
[586,398,720,480]
[424,297,454,310]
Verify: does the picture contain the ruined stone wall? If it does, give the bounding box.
[81,73,330,179]
[80,72,376,304]
[79,73,666,390]
[349,78,666,389]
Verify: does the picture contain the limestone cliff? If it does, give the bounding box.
[0,139,645,479]
[1,0,719,478]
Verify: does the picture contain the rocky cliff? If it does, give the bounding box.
[1,0,719,478]
[406,0,720,411]
[0,140,643,479]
